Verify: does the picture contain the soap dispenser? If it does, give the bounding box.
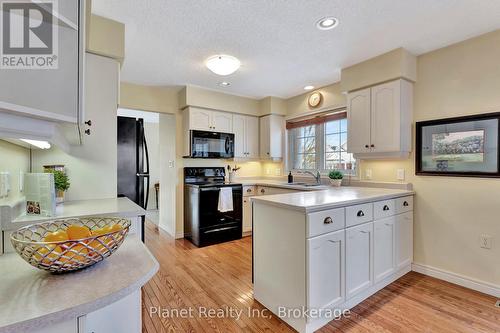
[288,171,293,184]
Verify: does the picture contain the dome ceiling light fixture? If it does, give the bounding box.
[316,17,339,30]
[205,55,241,76]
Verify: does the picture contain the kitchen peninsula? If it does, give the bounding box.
[252,187,414,333]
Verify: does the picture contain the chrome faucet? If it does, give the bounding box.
[297,170,322,184]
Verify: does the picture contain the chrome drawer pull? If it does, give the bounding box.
[357,210,365,217]
[247,188,252,192]
[383,205,390,211]
[324,217,333,224]
[403,201,409,207]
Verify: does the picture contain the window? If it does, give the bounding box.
[288,110,356,175]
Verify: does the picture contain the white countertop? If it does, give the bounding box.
[237,178,331,191]
[0,237,158,333]
[6,197,145,231]
[251,186,414,213]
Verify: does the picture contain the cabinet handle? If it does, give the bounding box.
[84,129,91,135]
[357,210,365,217]
[328,240,340,244]
[260,189,265,193]
[267,152,270,155]
[247,188,252,193]
[365,144,369,148]
[383,205,390,211]
[324,217,333,224]
[360,230,370,234]
[85,120,92,126]
[403,201,409,207]
[384,222,393,226]
[370,144,375,148]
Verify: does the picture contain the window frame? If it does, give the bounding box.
[286,111,357,177]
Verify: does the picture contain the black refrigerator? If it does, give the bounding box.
[117,117,150,210]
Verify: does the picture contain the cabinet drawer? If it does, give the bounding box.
[307,208,345,238]
[243,186,256,197]
[373,199,396,219]
[346,203,373,227]
[395,196,413,214]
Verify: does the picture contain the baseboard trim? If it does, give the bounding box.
[175,231,184,239]
[412,263,500,298]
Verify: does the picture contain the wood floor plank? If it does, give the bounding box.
[142,222,500,333]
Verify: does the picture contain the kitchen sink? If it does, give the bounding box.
[303,183,324,187]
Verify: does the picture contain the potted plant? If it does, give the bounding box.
[328,170,343,187]
[49,170,70,204]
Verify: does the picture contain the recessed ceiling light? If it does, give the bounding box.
[205,55,241,76]
[219,81,231,87]
[316,17,339,30]
[304,85,315,91]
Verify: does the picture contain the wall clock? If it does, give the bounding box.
[308,91,322,108]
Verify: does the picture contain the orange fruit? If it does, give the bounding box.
[91,226,112,236]
[34,245,65,264]
[109,224,123,233]
[66,225,91,240]
[43,230,69,243]
[64,244,88,263]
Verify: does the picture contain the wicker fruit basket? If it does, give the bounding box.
[10,217,131,273]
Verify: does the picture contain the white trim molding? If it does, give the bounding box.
[412,263,500,298]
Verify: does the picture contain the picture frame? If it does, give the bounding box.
[416,112,500,177]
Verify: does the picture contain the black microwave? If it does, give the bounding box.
[187,130,234,158]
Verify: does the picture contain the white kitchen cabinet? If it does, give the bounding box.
[347,88,371,154]
[30,319,78,333]
[233,114,259,158]
[79,291,141,333]
[185,107,233,133]
[260,114,284,160]
[396,212,413,269]
[308,230,345,311]
[0,0,85,144]
[256,186,297,196]
[347,79,413,159]
[373,217,396,283]
[243,197,252,233]
[346,222,373,299]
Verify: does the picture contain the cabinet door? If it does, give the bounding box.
[396,212,413,269]
[0,0,82,123]
[189,108,212,131]
[308,230,345,310]
[246,116,259,158]
[374,217,396,283]
[347,88,371,154]
[259,116,271,159]
[370,80,401,152]
[212,111,233,133]
[233,114,246,158]
[243,197,252,233]
[346,222,373,299]
[268,115,284,158]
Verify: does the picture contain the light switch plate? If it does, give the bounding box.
[397,169,405,181]
[365,169,372,180]
[275,168,281,176]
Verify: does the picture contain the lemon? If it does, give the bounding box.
[43,230,69,243]
[66,225,91,240]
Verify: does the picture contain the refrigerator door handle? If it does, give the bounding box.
[144,174,150,210]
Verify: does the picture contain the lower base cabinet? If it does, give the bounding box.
[374,217,396,283]
[346,222,373,299]
[396,212,413,269]
[243,197,252,233]
[308,230,345,311]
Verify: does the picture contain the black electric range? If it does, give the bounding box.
[183,167,242,247]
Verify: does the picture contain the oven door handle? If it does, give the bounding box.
[200,187,221,192]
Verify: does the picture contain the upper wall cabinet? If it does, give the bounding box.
[0,0,85,145]
[186,107,233,133]
[260,114,284,160]
[233,114,259,159]
[347,79,413,159]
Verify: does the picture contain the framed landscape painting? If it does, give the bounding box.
[416,112,500,177]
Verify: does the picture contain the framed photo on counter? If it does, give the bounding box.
[416,112,500,177]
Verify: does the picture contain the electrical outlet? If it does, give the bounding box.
[397,169,405,181]
[19,170,24,192]
[266,168,271,175]
[365,169,372,180]
[480,234,492,249]
[275,168,281,176]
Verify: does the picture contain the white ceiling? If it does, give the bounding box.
[92,0,500,99]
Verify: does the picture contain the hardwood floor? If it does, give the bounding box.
[142,222,500,333]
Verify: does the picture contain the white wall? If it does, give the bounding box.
[0,140,30,205]
[33,54,119,201]
[159,113,177,235]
